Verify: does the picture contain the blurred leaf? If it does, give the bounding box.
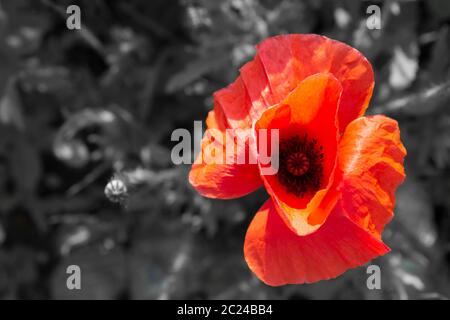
[0,222,5,245]
[53,108,138,167]
[53,213,125,256]
[427,27,450,82]
[0,79,24,130]
[10,136,41,194]
[389,44,418,90]
[395,175,437,248]
[53,139,90,168]
[20,66,73,94]
[165,53,229,93]
[129,231,191,300]
[427,0,450,21]
[0,246,41,299]
[50,247,126,300]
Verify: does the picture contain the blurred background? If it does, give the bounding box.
[0,0,450,300]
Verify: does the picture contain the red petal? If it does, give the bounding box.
[244,199,390,286]
[254,73,341,235]
[331,115,407,234]
[259,34,374,131]
[240,55,276,120]
[214,78,253,129]
[206,106,228,131]
[189,128,262,199]
[214,34,374,131]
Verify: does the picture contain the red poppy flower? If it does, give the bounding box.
[189,34,406,286]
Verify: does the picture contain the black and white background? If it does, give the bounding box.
[0,0,449,300]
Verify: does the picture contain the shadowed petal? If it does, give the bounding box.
[244,199,390,286]
[189,128,262,199]
[329,115,407,234]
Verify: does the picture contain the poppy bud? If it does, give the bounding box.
[104,178,128,204]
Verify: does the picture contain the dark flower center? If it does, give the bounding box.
[278,134,324,197]
[286,152,310,176]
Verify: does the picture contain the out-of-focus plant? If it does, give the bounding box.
[0,0,449,299]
